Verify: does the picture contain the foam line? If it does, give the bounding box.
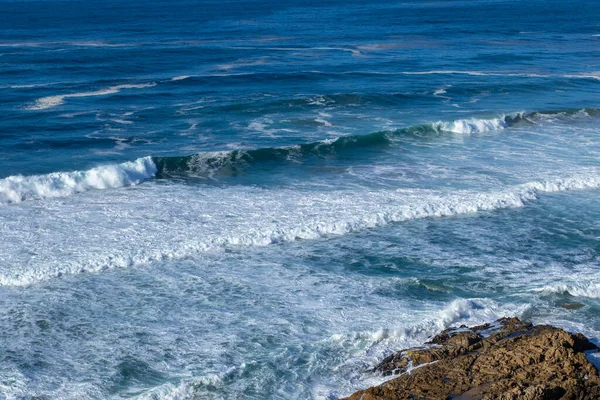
[26,83,156,110]
[2,171,600,285]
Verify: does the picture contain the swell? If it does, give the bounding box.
[153,108,598,178]
[153,131,392,179]
[1,107,598,204]
[152,116,513,179]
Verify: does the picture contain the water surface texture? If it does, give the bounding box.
[1,0,600,398]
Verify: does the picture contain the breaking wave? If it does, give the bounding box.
[0,157,156,204]
[3,107,598,203]
[534,282,600,299]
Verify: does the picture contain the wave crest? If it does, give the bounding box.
[534,282,600,299]
[433,116,510,134]
[0,157,156,204]
[4,107,600,203]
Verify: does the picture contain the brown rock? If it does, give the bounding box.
[342,317,600,400]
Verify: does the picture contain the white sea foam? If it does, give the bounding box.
[0,82,59,89]
[184,151,239,179]
[171,75,191,81]
[248,118,279,137]
[2,170,600,286]
[26,83,156,110]
[398,70,600,81]
[398,70,554,79]
[322,297,530,397]
[314,117,333,127]
[533,282,600,298]
[331,298,522,348]
[307,95,333,106]
[564,72,600,81]
[433,116,510,134]
[0,157,157,204]
[133,381,196,400]
[402,70,495,76]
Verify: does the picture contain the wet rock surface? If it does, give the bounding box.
[343,317,600,400]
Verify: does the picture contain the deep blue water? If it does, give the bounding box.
[1,0,600,398]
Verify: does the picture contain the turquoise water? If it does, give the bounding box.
[1,0,600,398]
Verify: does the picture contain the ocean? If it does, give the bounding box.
[1,0,600,398]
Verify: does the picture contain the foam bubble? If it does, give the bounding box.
[434,116,509,134]
[26,83,156,110]
[0,157,157,204]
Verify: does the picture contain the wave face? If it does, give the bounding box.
[153,131,392,178]
[0,157,156,204]
[153,108,596,178]
[154,113,519,179]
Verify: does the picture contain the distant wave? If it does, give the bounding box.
[0,82,60,89]
[26,83,156,110]
[2,108,598,204]
[371,70,600,81]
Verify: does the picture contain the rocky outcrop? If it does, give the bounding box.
[343,317,600,400]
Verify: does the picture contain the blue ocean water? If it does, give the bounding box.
[1,0,600,398]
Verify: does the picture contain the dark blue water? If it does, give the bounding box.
[1,0,600,398]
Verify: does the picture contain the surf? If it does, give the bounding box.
[1,107,598,204]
